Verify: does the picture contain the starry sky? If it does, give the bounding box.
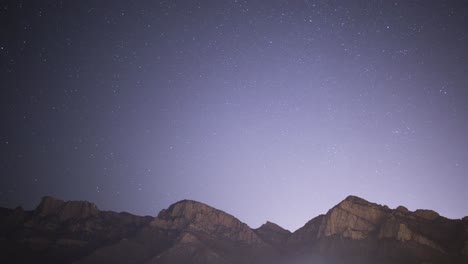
[1,0,468,231]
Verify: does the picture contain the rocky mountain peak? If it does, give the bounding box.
[255,221,290,246]
[257,221,290,234]
[342,195,375,205]
[414,209,440,220]
[36,196,64,215]
[396,205,410,213]
[151,200,263,244]
[156,199,219,219]
[35,196,99,221]
[317,195,389,239]
[1,195,467,264]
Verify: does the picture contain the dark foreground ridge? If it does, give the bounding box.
[1,195,467,264]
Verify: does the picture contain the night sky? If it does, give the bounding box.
[2,0,468,231]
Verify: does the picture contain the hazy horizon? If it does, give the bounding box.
[2,0,468,231]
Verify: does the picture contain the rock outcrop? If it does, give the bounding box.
[151,200,263,244]
[255,221,291,246]
[36,196,99,221]
[287,215,323,246]
[317,195,390,240]
[1,195,467,264]
[0,196,152,264]
[75,200,272,264]
[414,209,440,220]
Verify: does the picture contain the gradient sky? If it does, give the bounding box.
[1,0,468,231]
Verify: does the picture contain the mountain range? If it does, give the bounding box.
[1,195,467,263]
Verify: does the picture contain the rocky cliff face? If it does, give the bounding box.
[35,196,99,221]
[0,196,152,264]
[287,214,323,247]
[289,195,466,263]
[151,200,263,245]
[1,195,467,264]
[76,200,273,264]
[254,221,291,247]
[317,195,390,240]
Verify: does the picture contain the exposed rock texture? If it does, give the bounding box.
[0,196,152,264]
[76,200,272,264]
[1,195,467,264]
[379,215,445,252]
[414,209,440,220]
[287,215,323,246]
[318,195,389,240]
[36,196,99,221]
[151,200,263,244]
[255,221,291,246]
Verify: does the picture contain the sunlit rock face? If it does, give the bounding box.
[151,200,264,244]
[36,196,99,221]
[1,195,467,264]
[143,200,274,264]
[414,209,440,220]
[314,195,457,257]
[317,195,389,240]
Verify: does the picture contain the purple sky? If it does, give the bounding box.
[1,0,468,231]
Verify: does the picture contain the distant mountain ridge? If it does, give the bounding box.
[1,195,467,263]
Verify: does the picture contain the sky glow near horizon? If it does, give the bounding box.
[1,0,468,231]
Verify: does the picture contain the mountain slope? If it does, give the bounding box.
[0,195,467,264]
[0,196,152,263]
[290,195,466,263]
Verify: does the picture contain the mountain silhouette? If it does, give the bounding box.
[1,195,467,263]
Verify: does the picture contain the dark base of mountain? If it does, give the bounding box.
[1,195,467,263]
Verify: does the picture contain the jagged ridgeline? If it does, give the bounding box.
[1,195,467,264]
